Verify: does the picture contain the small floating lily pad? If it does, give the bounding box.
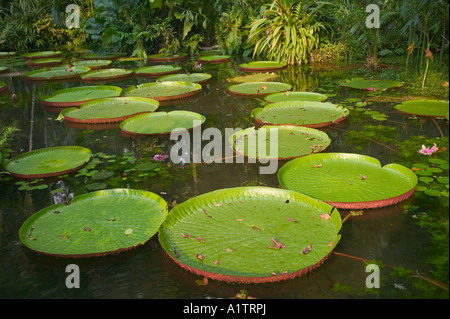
[227,73,278,83]
[395,99,449,118]
[252,101,349,128]
[198,55,231,63]
[41,86,123,108]
[72,60,113,70]
[264,91,328,103]
[278,153,418,209]
[84,52,127,61]
[134,65,182,77]
[230,125,331,160]
[340,78,403,91]
[24,67,91,81]
[26,58,63,68]
[0,82,8,95]
[61,97,159,124]
[123,82,202,101]
[228,82,292,97]
[239,61,287,72]
[159,186,341,283]
[19,189,168,257]
[147,53,188,62]
[81,68,134,82]
[4,146,92,179]
[120,111,206,136]
[157,73,212,85]
[22,51,62,60]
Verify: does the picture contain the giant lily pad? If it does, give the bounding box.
[19,189,168,257]
[72,60,113,70]
[340,78,403,91]
[148,53,188,62]
[227,73,278,83]
[0,66,8,73]
[120,111,206,136]
[395,99,449,118]
[198,55,231,63]
[134,65,182,77]
[123,82,202,101]
[4,146,92,179]
[0,82,8,95]
[264,91,328,103]
[239,61,287,72]
[228,82,292,97]
[278,153,418,209]
[21,51,62,60]
[84,53,127,61]
[252,101,349,128]
[81,68,134,82]
[0,52,16,58]
[26,58,63,68]
[24,67,91,81]
[157,73,212,85]
[230,125,331,160]
[158,186,341,283]
[41,86,123,108]
[61,97,159,124]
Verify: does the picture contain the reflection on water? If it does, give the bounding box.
[0,57,448,299]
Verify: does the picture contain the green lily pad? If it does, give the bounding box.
[19,189,168,257]
[158,186,341,283]
[230,125,331,160]
[0,66,8,73]
[147,53,188,62]
[227,73,279,83]
[134,65,182,77]
[157,73,212,85]
[41,86,123,108]
[123,82,202,102]
[81,68,134,82]
[0,82,8,95]
[437,177,449,184]
[24,67,91,81]
[424,189,441,197]
[395,100,449,118]
[340,78,403,91]
[72,60,113,70]
[228,82,292,97]
[120,111,206,136]
[264,91,328,103]
[84,52,127,61]
[21,51,62,60]
[198,55,231,63]
[278,153,418,209]
[4,146,92,179]
[239,61,287,72]
[61,97,159,124]
[251,101,349,128]
[26,58,63,67]
[0,52,16,58]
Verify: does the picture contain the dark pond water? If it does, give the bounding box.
[0,55,448,299]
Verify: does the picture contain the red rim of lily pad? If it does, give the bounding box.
[24,67,91,81]
[147,53,188,62]
[197,55,231,63]
[21,51,62,60]
[0,83,8,95]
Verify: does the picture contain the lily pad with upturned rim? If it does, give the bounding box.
[4,146,92,179]
[252,101,349,128]
[21,51,62,60]
[394,99,449,118]
[264,91,328,103]
[134,65,182,77]
[0,66,8,73]
[229,125,331,161]
[278,153,418,209]
[19,189,168,258]
[227,73,278,83]
[81,68,134,82]
[72,60,113,70]
[41,86,123,108]
[60,97,159,124]
[120,111,206,136]
[123,81,202,102]
[157,73,212,85]
[238,61,287,72]
[158,186,341,283]
[24,67,91,81]
[228,82,292,97]
[26,58,63,68]
[0,52,16,58]
[198,55,231,63]
[147,53,188,62]
[340,78,403,91]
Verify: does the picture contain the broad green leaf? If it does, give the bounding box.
[264,91,328,103]
[395,100,449,118]
[123,82,202,101]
